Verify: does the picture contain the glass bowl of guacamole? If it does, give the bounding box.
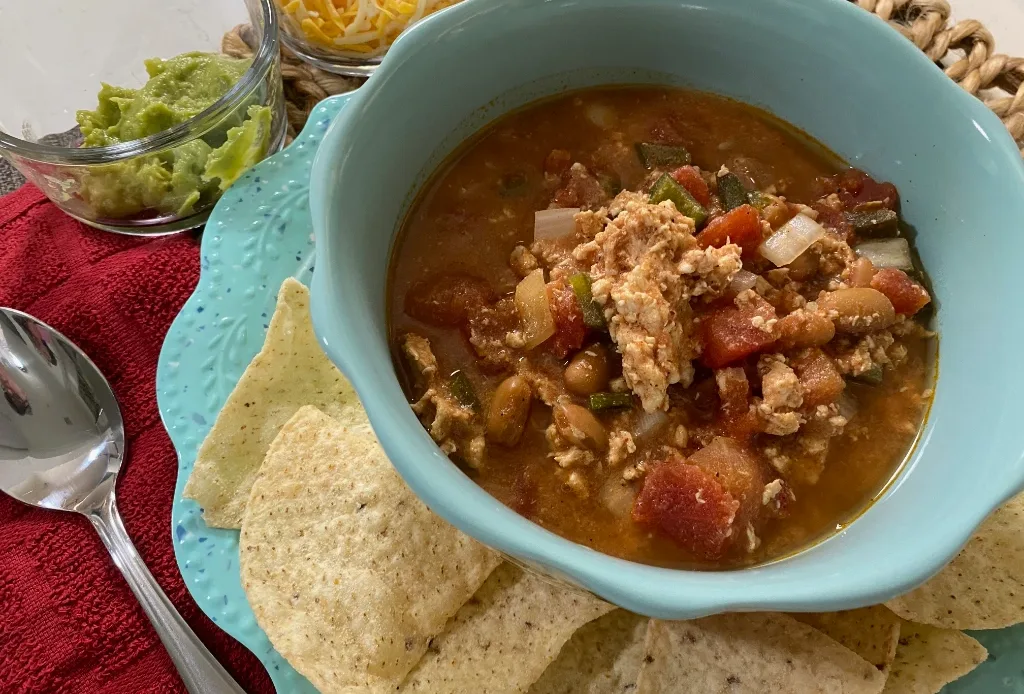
[0,0,286,235]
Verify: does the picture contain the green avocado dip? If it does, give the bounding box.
[75,51,272,220]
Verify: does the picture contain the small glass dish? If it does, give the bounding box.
[0,0,286,236]
[274,0,458,76]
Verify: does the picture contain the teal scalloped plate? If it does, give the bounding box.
[156,93,352,693]
[156,91,1023,693]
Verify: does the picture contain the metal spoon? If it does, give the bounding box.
[0,308,247,694]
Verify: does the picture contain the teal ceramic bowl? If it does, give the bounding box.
[309,0,1024,618]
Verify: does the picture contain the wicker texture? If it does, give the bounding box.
[222,25,363,141]
[229,0,1024,154]
[856,0,1024,154]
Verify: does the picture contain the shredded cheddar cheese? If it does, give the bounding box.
[280,0,460,57]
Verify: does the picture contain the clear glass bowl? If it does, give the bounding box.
[0,0,286,235]
[274,0,459,76]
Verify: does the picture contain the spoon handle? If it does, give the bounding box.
[87,491,248,694]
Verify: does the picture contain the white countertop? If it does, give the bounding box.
[960,0,1024,55]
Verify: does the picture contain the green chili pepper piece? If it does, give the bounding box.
[649,174,707,227]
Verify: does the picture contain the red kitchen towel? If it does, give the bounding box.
[0,185,275,694]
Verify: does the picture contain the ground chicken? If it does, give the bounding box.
[607,430,636,466]
[402,333,438,381]
[832,330,898,376]
[755,404,804,436]
[402,334,485,468]
[813,234,857,277]
[573,191,741,411]
[545,423,596,469]
[759,355,804,410]
[466,297,518,372]
[751,354,805,435]
[515,358,568,407]
[509,245,539,277]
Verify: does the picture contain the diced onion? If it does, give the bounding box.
[514,269,556,349]
[758,214,827,266]
[727,269,759,295]
[632,409,668,441]
[599,477,637,519]
[836,392,859,422]
[534,208,580,241]
[585,103,618,130]
[854,238,914,270]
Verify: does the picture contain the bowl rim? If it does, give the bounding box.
[277,23,383,77]
[0,0,280,165]
[310,0,1024,616]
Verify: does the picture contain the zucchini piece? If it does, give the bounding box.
[569,273,606,329]
[498,172,528,198]
[649,174,708,226]
[845,208,899,238]
[848,363,883,386]
[717,172,748,211]
[448,370,480,409]
[747,190,773,210]
[635,142,691,169]
[588,392,634,411]
[598,172,622,197]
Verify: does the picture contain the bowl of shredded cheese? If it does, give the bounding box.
[278,0,461,75]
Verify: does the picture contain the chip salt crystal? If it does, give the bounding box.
[184,278,365,528]
[882,620,987,694]
[885,491,1024,630]
[398,563,614,693]
[635,613,886,693]
[240,406,500,694]
[530,610,649,694]
[793,606,902,675]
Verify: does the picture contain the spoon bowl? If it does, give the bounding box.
[0,309,123,513]
[0,307,247,694]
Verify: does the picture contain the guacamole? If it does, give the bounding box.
[76,52,272,220]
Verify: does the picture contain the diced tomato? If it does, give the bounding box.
[696,204,762,254]
[812,202,854,243]
[547,281,586,359]
[870,268,931,316]
[670,166,711,207]
[405,274,494,326]
[791,349,845,407]
[713,369,760,442]
[544,149,572,176]
[834,169,900,211]
[718,410,762,444]
[552,166,606,209]
[699,295,778,368]
[632,458,740,560]
[649,117,683,144]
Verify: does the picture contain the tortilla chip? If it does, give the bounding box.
[240,406,501,694]
[882,620,987,694]
[886,492,1024,630]
[184,278,365,528]
[399,563,614,693]
[529,609,649,694]
[635,613,886,693]
[793,606,901,674]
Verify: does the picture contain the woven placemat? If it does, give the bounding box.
[855,0,1024,155]
[238,0,1023,156]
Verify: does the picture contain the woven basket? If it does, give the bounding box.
[224,0,1024,155]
